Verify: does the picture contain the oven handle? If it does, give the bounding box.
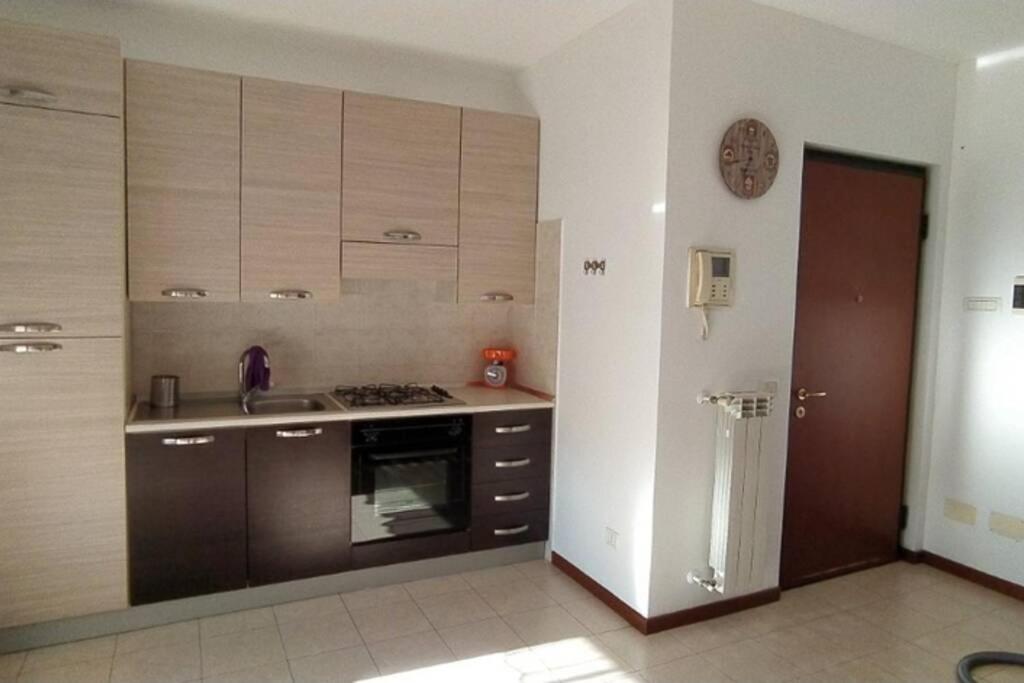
[365,448,459,462]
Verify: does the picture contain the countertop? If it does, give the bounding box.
[125,386,554,434]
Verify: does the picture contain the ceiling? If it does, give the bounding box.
[750,0,1024,62]
[125,0,637,69]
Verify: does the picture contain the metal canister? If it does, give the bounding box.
[149,375,180,408]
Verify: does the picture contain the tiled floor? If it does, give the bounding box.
[3,560,1024,682]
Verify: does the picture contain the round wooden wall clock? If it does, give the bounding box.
[719,118,779,199]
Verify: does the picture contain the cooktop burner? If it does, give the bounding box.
[333,383,465,410]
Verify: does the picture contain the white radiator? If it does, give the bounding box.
[689,390,774,596]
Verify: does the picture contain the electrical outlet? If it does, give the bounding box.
[605,527,619,549]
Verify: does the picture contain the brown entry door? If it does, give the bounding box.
[781,151,925,588]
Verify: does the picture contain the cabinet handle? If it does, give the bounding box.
[162,288,209,299]
[495,424,531,434]
[494,491,531,503]
[161,435,215,446]
[480,292,514,302]
[0,342,62,353]
[494,524,530,537]
[275,427,323,439]
[269,289,313,300]
[495,458,531,469]
[0,86,57,104]
[382,230,422,242]
[0,322,62,334]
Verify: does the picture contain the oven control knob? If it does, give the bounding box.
[363,429,379,443]
[449,424,463,437]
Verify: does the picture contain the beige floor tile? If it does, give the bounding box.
[437,617,526,659]
[638,653,732,683]
[273,597,347,626]
[598,627,693,671]
[116,620,199,655]
[0,652,25,682]
[366,630,454,676]
[200,608,277,640]
[476,579,558,616]
[913,623,1002,665]
[110,641,200,683]
[20,637,116,673]
[201,626,286,678]
[792,656,902,683]
[349,600,432,644]
[202,660,293,683]
[278,612,362,660]
[865,642,954,682]
[931,577,1021,612]
[669,613,760,653]
[756,623,859,674]
[339,584,410,612]
[548,653,640,682]
[504,605,592,646]
[734,598,820,635]
[402,574,470,600]
[16,659,111,683]
[896,587,987,625]
[513,560,564,580]
[530,635,625,671]
[988,666,1024,683]
[963,612,1024,652]
[461,565,527,589]
[288,645,378,683]
[788,579,880,610]
[529,574,592,604]
[415,589,497,629]
[805,612,900,657]
[702,639,802,683]
[849,599,946,640]
[561,596,629,634]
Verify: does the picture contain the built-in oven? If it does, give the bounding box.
[351,415,470,544]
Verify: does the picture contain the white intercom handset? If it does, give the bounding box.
[687,248,735,339]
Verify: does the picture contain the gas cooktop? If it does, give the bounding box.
[333,384,465,410]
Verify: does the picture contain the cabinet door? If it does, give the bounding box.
[459,109,539,304]
[247,423,351,585]
[0,19,121,117]
[126,429,246,605]
[341,243,457,282]
[242,78,341,302]
[342,92,460,247]
[0,106,124,338]
[0,338,126,628]
[126,60,241,302]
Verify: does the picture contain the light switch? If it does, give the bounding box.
[964,297,1001,313]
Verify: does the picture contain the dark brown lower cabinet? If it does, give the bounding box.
[126,430,247,605]
[247,422,351,585]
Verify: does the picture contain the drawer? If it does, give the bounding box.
[473,409,552,448]
[472,441,550,484]
[472,477,549,519]
[471,509,549,551]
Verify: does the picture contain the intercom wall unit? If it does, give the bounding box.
[1014,276,1024,313]
[687,248,735,308]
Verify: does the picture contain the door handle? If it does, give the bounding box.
[275,427,323,439]
[495,424,531,434]
[494,524,530,537]
[0,322,62,334]
[494,491,531,503]
[161,435,215,446]
[0,342,62,353]
[494,458,531,469]
[796,388,827,401]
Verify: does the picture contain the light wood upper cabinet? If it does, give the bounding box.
[242,78,342,302]
[0,106,124,338]
[126,60,241,302]
[0,337,126,628]
[342,243,457,282]
[342,92,460,247]
[458,109,540,304]
[0,20,121,118]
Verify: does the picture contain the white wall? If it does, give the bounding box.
[0,0,530,114]
[923,58,1024,586]
[648,0,958,615]
[518,0,672,614]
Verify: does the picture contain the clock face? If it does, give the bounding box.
[484,364,508,387]
[719,119,779,199]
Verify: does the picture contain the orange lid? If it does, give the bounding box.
[483,348,516,362]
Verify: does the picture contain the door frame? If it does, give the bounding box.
[780,147,929,588]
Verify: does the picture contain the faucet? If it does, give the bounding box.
[238,346,271,412]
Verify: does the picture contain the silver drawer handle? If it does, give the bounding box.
[495,458,531,469]
[494,524,530,537]
[0,322,62,334]
[162,288,209,299]
[495,424,531,434]
[0,342,62,353]
[494,492,531,503]
[275,427,323,439]
[383,230,422,242]
[0,86,57,104]
[269,289,313,300]
[161,435,215,446]
[480,292,514,302]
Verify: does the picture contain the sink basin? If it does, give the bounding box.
[244,396,327,415]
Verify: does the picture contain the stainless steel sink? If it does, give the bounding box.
[244,396,327,415]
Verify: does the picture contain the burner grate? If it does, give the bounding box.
[333,383,456,408]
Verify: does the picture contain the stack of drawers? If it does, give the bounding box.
[470,409,553,549]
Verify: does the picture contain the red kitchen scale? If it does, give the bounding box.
[482,348,516,388]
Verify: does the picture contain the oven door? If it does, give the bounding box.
[351,445,468,543]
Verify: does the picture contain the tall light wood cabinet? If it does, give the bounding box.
[126,60,241,302]
[459,109,540,304]
[242,78,342,302]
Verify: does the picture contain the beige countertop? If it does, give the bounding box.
[125,385,554,434]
